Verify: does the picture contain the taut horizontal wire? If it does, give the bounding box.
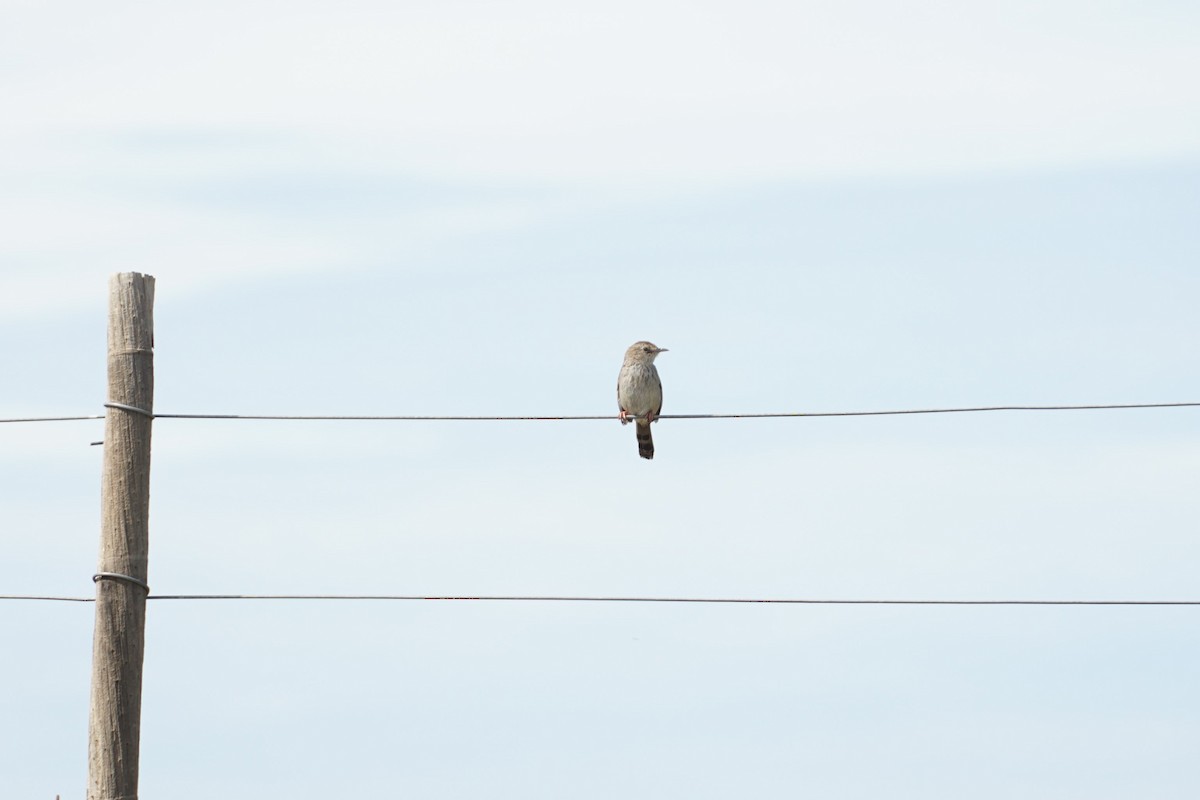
[0,415,106,423]
[2,594,1198,606]
[2,401,1198,424]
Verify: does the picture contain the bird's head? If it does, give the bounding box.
[626,341,668,363]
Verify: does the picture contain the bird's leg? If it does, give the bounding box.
[645,409,658,424]
[618,409,631,425]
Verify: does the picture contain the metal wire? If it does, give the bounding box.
[93,572,151,593]
[0,415,105,423]
[2,593,1197,606]
[2,401,1198,424]
[103,402,154,418]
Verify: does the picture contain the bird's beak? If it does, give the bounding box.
[658,347,669,353]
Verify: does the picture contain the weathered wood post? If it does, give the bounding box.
[87,273,155,800]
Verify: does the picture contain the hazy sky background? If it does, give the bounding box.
[3,1,1199,798]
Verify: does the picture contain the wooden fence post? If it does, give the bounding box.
[87,273,155,800]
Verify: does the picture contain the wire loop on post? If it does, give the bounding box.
[93,572,151,594]
[103,402,154,418]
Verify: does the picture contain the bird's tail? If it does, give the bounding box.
[636,421,654,460]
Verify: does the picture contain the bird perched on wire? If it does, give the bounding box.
[617,341,668,459]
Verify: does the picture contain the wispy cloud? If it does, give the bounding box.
[4,1,1198,181]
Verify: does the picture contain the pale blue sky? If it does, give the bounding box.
[3,1,1199,798]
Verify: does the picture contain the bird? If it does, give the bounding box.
[617,341,667,459]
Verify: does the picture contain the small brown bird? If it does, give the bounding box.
[617,341,667,459]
